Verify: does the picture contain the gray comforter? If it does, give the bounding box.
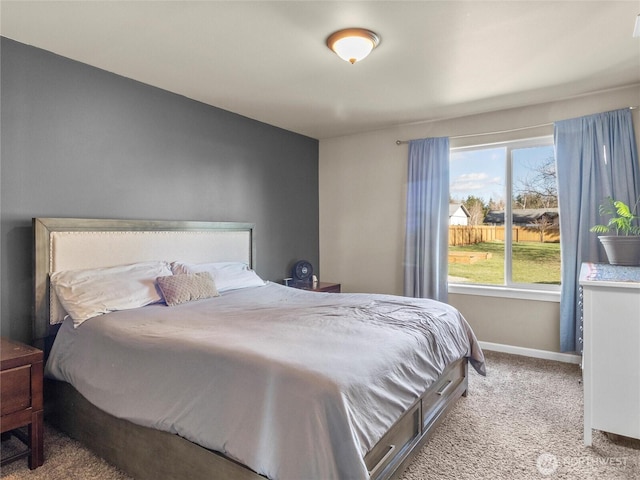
[46,282,485,480]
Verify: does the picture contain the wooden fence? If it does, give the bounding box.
[449,225,560,246]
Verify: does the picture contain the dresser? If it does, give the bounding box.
[0,337,44,468]
[580,263,640,445]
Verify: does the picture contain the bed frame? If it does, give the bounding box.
[34,217,469,480]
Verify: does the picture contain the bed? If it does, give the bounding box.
[34,217,485,480]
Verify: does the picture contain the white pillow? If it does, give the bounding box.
[51,261,171,327]
[170,261,265,292]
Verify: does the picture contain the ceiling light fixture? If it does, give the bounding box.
[326,28,380,64]
[634,14,640,37]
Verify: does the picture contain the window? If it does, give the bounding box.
[448,136,560,294]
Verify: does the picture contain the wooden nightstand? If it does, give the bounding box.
[291,282,341,293]
[0,337,44,469]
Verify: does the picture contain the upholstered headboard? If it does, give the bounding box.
[33,218,255,341]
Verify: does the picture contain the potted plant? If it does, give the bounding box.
[590,196,640,266]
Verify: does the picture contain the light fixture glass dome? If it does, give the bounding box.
[326,28,380,64]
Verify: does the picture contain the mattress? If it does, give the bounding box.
[45,282,485,480]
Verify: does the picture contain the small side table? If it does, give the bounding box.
[0,337,44,469]
[291,281,341,293]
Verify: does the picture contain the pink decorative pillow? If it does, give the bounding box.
[157,272,219,306]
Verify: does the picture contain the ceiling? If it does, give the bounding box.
[1,1,639,140]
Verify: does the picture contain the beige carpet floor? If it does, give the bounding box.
[1,351,639,479]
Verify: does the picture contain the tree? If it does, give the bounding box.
[463,195,487,225]
[488,197,505,211]
[532,215,554,242]
[513,155,558,209]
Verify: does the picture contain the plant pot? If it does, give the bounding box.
[598,236,640,266]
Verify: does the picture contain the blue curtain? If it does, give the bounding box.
[554,108,640,352]
[404,137,450,302]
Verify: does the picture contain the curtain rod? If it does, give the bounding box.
[395,106,639,145]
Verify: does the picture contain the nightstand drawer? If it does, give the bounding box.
[1,365,31,416]
[1,408,33,433]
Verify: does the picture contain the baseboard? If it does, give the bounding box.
[479,341,581,364]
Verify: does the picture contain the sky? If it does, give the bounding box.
[450,144,555,206]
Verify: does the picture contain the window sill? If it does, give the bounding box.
[448,283,561,302]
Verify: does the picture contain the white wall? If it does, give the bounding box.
[319,85,640,353]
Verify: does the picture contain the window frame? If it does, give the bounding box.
[448,135,560,303]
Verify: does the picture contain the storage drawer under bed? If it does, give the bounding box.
[364,401,421,479]
[421,359,467,429]
[364,357,468,480]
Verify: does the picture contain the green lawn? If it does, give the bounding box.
[449,241,561,285]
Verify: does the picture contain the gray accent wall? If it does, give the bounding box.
[1,37,319,343]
